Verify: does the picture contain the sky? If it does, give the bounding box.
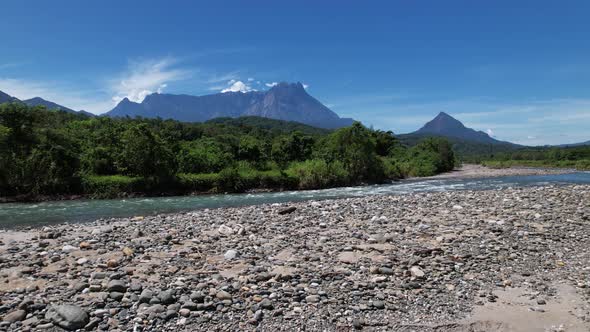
[1,1,589,145]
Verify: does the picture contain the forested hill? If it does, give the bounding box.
[0,103,455,201]
[398,133,519,160]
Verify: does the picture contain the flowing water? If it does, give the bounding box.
[1,172,589,228]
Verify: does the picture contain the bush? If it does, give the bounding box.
[82,175,147,198]
[287,159,349,189]
[316,122,386,183]
[177,139,230,174]
[216,167,246,192]
[575,160,590,170]
[240,169,298,190]
[176,173,219,192]
[382,157,404,179]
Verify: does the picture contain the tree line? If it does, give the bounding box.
[0,103,456,200]
[480,145,590,170]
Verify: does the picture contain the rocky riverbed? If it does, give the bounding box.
[1,185,589,331]
[421,164,576,180]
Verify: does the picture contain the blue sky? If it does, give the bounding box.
[1,1,589,145]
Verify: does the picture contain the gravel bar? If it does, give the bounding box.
[1,185,589,331]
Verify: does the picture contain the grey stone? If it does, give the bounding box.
[216,290,232,301]
[45,304,89,330]
[3,309,26,323]
[107,280,127,292]
[159,290,175,304]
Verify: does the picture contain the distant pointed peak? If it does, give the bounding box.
[435,111,454,118]
[117,97,136,105]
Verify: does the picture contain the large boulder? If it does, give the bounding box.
[45,304,89,330]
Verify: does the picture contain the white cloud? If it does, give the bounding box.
[527,135,537,139]
[221,80,255,93]
[265,82,278,88]
[247,77,254,82]
[303,83,309,89]
[486,129,495,137]
[111,57,192,103]
[207,72,239,84]
[0,56,194,114]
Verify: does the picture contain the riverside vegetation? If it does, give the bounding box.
[479,145,590,171]
[0,103,456,200]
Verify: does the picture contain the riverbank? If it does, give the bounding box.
[421,163,576,180]
[481,159,590,171]
[1,185,589,331]
[0,164,578,204]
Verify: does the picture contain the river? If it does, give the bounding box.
[1,172,589,228]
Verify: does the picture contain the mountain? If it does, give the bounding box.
[557,140,590,147]
[23,97,76,113]
[0,90,92,116]
[107,82,354,129]
[413,112,507,144]
[0,90,19,104]
[398,112,520,157]
[206,116,331,136]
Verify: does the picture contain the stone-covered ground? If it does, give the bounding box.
[1,185,589,331]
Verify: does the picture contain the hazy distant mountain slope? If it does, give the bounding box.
[109,91,264,123]
[206,116,331,135]
[415,112,506,144]
[0,91,92,116]
[0,90,19,104]
[557,140,590,147]
[106,82,353,129]
[399,112,520,157]
[243,82,353,128]
[23,97,76,113]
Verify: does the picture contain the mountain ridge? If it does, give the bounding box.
[0,90,92,116]
[23,97,76,113]
[106,82,354,129]
[398,112,521,157]
[0,90,19,104]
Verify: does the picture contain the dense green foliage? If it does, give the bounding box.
[480,146,590,170]
[398,133,519,161]
[0,103,456,199]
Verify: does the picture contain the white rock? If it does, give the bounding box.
[224,249,238,260]
[218,225,234,235]
[410,266,425,278]
[62,245,77,253]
